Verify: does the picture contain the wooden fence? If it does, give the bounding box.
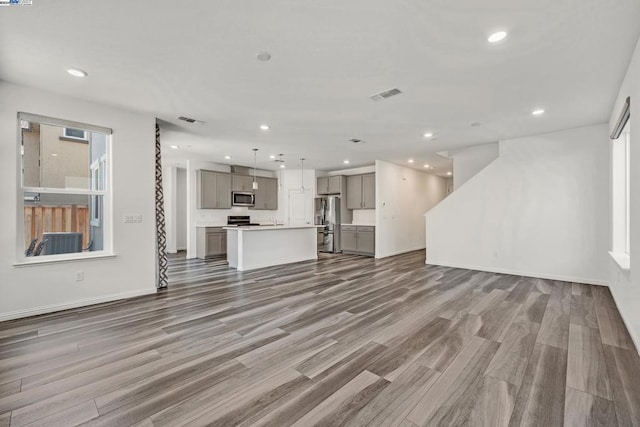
[24,205,90,250]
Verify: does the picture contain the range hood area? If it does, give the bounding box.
[230,165,252,175]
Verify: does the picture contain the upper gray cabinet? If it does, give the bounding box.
[317,175,343,195]
[251,177,278,210]
[198,170,231,209]
[362,173,376,209]
[231,174,254,192]
[346,173,375,209]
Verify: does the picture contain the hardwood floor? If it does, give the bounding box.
[0,251,639,426]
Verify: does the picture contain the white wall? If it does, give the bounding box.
[0,82,157,321]
[452,142,499,190]
[426,124,610,285]
[375,160,447,258]
[608,36,640,352]
[176,168,187,250]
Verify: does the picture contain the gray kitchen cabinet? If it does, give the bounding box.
[356,229,375,254]
[346,175,363,209]
[346,173,375,209]
[362,174,376,209]
[251,177,278,210]
[317,177,329,195]
[197,227,227,259]
[317,175,343,195]
[232,174,255,192]
[341,229,357,252]
[264,178,278,210]
[327,176,342,194]
[340,225,375,256]
[215,173,232,208]
[198,170,231,209]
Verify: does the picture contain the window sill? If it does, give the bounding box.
[609,251,630,271]
[13,252,116,267]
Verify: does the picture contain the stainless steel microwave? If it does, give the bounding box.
[232,191,255,206]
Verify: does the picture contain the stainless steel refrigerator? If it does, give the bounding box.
[315,196,341,253]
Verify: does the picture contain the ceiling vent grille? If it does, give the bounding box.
[369,88,402,102]
[177,116,205,125]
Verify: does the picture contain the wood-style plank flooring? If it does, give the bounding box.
[0,251,639,426]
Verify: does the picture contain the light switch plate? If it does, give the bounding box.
[124,214,143,223]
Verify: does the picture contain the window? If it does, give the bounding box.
[63,127,88,141]
[19,113,112,259]
[611,97,631,267]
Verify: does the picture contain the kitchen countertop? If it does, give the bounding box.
[224,225,325,231]
[196,223,283,228]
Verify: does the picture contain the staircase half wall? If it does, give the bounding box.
[425,124,609,285]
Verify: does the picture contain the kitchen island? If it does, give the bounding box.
[224,225,322,271]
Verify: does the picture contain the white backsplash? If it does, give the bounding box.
[196,206,282,225]
[351,209,376,226]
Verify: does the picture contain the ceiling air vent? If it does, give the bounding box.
[177,116,205,125]
[369,88,402,102]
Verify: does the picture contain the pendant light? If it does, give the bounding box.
[300,158,305,190]
[252,148,259,190]
[278,154,284,188]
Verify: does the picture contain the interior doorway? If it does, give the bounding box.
[288,188,312,226]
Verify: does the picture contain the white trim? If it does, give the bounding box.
[14,252,116,267]
[0,288,156,322]
[609,251,631,271]
[375,246,425,259]
[425,258,609,287]
[608,287,640,356]
[22,187,106,196]
[18,112,113,135]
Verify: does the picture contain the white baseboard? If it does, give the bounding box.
[375,246,426,259]
[425,259,609,287]
[607,288,640,356]
[0,288,157,322]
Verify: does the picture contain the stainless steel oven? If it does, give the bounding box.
[232,191,255,207]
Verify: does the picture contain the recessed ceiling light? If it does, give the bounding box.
[344,160,350,164]
[423,164,430,168]
[280,164,285,168]
[224,155,232,160]
[532,109,545,116]
[260,124,270,131]
[256,51,272,62]
[269,155,276,159]
[170,145,179,149]
[408,159,414,164]
[51,153,58,157]
[488,31,507,43]
[447,171,452,176]
[423,132,433,138]
[67,68,88,77]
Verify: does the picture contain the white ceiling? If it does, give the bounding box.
[1,0,639,176]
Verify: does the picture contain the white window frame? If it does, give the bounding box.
[16,112,114,264]
[610,100,631,270]
[90,154,107,227]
